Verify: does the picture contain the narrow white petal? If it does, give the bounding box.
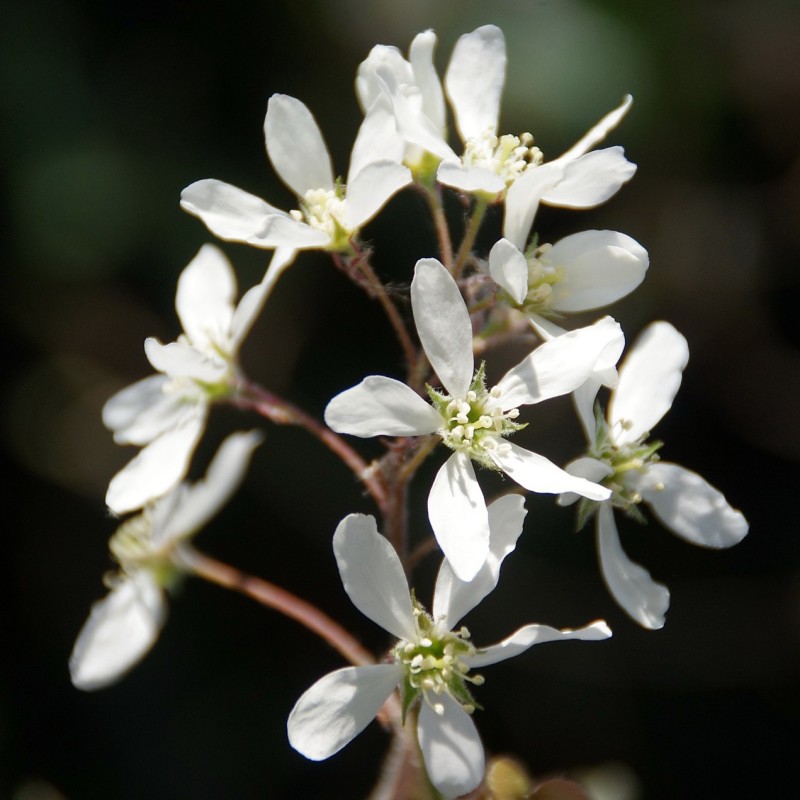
[428,453,490,582]
[347,100,405,181]
[288,664,403,760]
[558,95,633,161]
[610,321,689,446]
[468,620,612,668]
[503,161,566,250]
[542,147,636,208]
[596,503,669,629]
[344,160,411,230]
[433,494,526,628]
[154,430,262,547]
[488,238,528,305]
[105,410,206,514]
[180,179,286,242]
[573,377,604,444]
[265,94,334,196]
[409,30,446,133]
[558,457,614,507]
[491,442,611,501]
[324,376,441,437]
[631,462,749,548]
[496,318,623,408]
[445,25,506,142]
[70,571,166,690]
[411,259,474,398]
[175,244,236,351]
[246,213,330,249]
[102,374,174,445]
[230,276,275,352]
[377,66,456,161]
[333,514,416,640]
[144,339,227,384]
[356,44,410,112]
[418,694,485,799]
[547,230,649,312]
[436,161,506,195]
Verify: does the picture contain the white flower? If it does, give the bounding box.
[287,499,611,799]
[357,25,635,217]
[325,257,616,580]
[180,93,411,281]
[488,230,648,322]
[103,244,268,515]
[70,431,261,690]
[560,322,750,629]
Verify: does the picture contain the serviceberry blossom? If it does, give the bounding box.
[560,322,749,629]
[181,94,411,280]
[70,431,261,690]
[288,498,611,799]
[104,244,268,515]
[325,257,617,580]
[488,230,648,328]
[357,25,635,222]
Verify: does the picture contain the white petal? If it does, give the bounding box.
[436,161,506,195]
[347,100,405,181]
[502,161,566,250]
[558,95,633,161]
[445,25,506,142]
[491,442,611,501]
[344,160,411,230]
[324,376,441,437]
[558,457,614,507]
[428,452,490,582]
[433,494,526,628]
[409,30,446,134]
[356,44,412,113]
[596,503,669,629]
[144,339,227,384]
[467,620,612,668]
[610,321,689,445]
[105,410,207,514]
[542,147,636,208]
[573,377,604,444]
[265,94,333,196]
[496,318,623,408]
[229,275,275,352]
[247,211,330,249]
[260,246,298,296]
[410,259,474,398]
[175,244,236,351]
[180,179,286,242]
[418,694,485,799]
[488,238,528,305]
[154,430,262,547]
[288,664,403,760]
[332,514,416,641]
[377,65,456,162]
[70,571,166,691]
[102,374,175,445]
[547,230,649,312]
[631,462,749,548]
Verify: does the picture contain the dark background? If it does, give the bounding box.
[3,1,799,798]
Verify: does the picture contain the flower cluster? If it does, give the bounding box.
[73,23,749,800]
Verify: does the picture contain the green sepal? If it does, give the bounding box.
[523,232,540,259]
[448,674,482,712]
[426,384,450,413]
[622,503,648,525]
[469,361,488,395]
[575,498,599,532]
[399,675,421,725]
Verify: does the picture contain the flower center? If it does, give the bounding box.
[521,243,565,315]
[428,365,523,470]
[462,128,543,186]
[591,417,663,512]
[290,185,350,249]
[394,603,484,717]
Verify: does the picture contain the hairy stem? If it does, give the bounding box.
[452,198,488,280]
[232,379,387,511]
